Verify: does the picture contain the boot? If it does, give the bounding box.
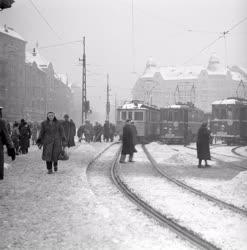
[129,154,134,162]
[54,162,58,172]
[47,169,53,174]
[119,154,126,163]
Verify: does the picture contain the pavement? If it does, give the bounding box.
[0,142,115,250]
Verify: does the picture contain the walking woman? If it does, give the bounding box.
[37,112,66,174]
[196,122,211,168]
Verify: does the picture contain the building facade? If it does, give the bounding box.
[0,25,26,121]
[0,25,73,122]
[132,56,247,113]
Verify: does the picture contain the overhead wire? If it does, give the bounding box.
[27,0,61,40]
[183,16,247,65]
[39,40,82,49]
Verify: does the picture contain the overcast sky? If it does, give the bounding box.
[1,0,246,115]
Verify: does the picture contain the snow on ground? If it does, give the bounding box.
[120,145,247,250]
[146,142,247,210]
[234,146,247,158]
[87,144,195,250]
[1,142,131,249]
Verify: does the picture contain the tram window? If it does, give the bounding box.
[134,111,143,121]
[168,111,172,121]
[128,112,133,120]
[227,109,233,119]
[121,111,126,120]
[221,109,227,119]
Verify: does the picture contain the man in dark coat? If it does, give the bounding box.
[130,121,138,146]
[19,119,31,154]
[61,114,76,148]
[37,112,66,174]
[119,119,137,163]
[0,107,16,180]
[196,122,211,168]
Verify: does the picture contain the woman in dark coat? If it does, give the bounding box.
[120,119,137,163]
[196,122,211,168]
[37,112,66,174]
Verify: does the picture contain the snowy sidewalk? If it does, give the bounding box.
[0,142,119,250]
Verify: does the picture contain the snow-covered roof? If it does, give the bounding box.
[55,73,68,85]
[163,104,188,109]
[230,71,243,81]
[26,50,49,69]
[141,58,158,78]
[139,54,246,81]
[212,99,244,105]
[0,25,25,42]
[159,66,203,80]
[121,102,145,109]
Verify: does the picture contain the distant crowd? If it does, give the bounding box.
[0,109,118,179]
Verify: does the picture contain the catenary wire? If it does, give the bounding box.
[27,0,61,40]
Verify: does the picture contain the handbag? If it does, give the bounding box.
[58,146,69,161]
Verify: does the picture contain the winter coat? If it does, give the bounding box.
[38,119,66,162]
[19,122,31,149]
[196,126,211,160]
[121,123,137,155]
[0,119,14,179]
[61,120,76,148]
[130,124,138,145]
[77,125,84,138]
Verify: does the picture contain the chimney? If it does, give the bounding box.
[4,24,8,32]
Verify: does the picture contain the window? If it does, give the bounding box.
[128,112,132,120]
[134,111,143,121]
[174,111,180,121]
[168,111,172,121]
[221,109,227,119]
[121,111,126,120]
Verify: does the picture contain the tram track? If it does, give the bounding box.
[184,145,247,171]
[143,145,247,217]
[231,146,247,158]
[111,148,220,250]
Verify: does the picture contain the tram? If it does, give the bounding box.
[116,100,160,143]
[210,97,247,145]
[160,103,205,144]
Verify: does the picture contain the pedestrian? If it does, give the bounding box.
[11,121,20,155]
[196,122,211,168]
[119,119,137,163]
[61,114,76,148]
[130,121,138,146]
[77,124,84,142]
[0,107,16,180]
[70,119,76,146]
[109,123,116,142]
[36,112,66,174]
[103,120,110,142]
[84,120,92,143]
[19,119,31,154]
[94,122,102,142]
[31,122,38,145]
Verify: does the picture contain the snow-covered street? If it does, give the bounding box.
[1,142,247,249]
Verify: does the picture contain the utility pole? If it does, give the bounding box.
[79,36,87,124]
[106,74,110,121]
